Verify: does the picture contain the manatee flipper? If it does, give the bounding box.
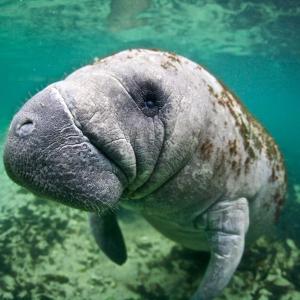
[192,198,249,300]
[89,212,127,265]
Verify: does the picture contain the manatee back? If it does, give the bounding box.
[67,49,286,232]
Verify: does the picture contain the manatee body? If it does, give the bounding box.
[4,49,286,299]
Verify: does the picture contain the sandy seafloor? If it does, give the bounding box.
[1,137,300,300]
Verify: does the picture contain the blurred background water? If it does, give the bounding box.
[0,1,299,299]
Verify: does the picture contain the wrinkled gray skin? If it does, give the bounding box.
[4,49,286,300]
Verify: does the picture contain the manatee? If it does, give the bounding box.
[3,49,286,299]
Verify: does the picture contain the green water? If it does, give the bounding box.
[0,1,300,299]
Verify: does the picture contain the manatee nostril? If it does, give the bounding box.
[16,119,35,137]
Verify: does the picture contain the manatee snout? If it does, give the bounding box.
[4,85,125,213]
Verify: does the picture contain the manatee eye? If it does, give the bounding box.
[144,93,158,109]
[142,91,160,117]
[140,81,167,117]
[129,79,169,117]
[144,99,156,109]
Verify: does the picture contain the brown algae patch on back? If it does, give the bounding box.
[165,52,182,64]
[160,52,183,71]
[200,139,214,160]
[204,76,286,204]
[217,82,283,163]
[207,84,219,99]
[228,139,238,156]
[212,80,286,220]
[161,60,177,71]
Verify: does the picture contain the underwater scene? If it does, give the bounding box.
[0,0,300,299]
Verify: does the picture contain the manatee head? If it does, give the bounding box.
[3,49,207,213]
[3,85,127,213]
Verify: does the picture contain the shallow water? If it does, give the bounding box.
[0,1,299,299]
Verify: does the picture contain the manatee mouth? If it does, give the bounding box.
[3,86,126,214]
